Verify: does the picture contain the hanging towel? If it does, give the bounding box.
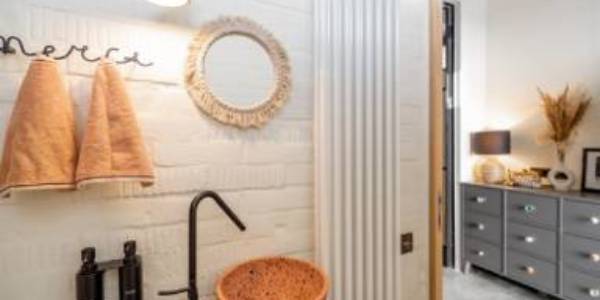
[0,56,78,197]
[76,59,154,187]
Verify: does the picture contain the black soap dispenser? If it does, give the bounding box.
[76,247,104,300]
[118,241,143,300]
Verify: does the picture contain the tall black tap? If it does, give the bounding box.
[158,191,246,300]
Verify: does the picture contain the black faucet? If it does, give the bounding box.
[158,191,246,300]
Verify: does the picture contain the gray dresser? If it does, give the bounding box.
[461,183,600,300]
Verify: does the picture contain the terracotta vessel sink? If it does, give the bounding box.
[216,257,329,300]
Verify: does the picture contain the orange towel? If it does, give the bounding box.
[76,59,154,187]
[0,56,78,197]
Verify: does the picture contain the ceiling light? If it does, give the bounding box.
[146,0,189,7]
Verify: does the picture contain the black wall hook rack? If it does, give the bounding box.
[0,35,154,67]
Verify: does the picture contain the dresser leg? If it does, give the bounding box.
[462,261,472,274]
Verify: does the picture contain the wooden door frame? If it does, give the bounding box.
[429,0,444,299]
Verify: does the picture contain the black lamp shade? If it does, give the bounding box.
[471,130,511,155]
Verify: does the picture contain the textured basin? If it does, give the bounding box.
[216,257,329,300]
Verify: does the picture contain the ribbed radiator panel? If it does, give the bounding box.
[315,0,404,299]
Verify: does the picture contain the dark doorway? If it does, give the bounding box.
[442,1,457,268]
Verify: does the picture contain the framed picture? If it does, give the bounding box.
[582,148,600,193]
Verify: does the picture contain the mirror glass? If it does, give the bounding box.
[204,35,275,109]
[185,17,292,128]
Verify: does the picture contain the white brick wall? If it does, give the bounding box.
[0,1,313,299]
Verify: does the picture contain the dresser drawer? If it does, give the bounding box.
[507,222,557,262]
[564,235,600,275]
[565,199,600,240]
[463,185,503,216]
[563,268,600,300]
[507,251,557,294]
[507,191,558,228]
[464,237,502,273]
[465,212,502,245]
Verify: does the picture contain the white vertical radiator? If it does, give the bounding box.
[314,0,416,299]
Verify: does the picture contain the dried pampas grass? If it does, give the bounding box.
[539,85,592,161]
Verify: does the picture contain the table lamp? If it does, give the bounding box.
[471,130,511,184]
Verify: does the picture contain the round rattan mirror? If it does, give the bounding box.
[185,17,292,128]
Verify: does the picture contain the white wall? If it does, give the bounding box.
[458,0,600,187]
[397,1,431,298]
[456,0,488,182]
[0,1,314,299]
[484,0,600,186]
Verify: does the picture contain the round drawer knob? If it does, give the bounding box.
[523,204,537,214]
[524,266,536,275]
[591,217,600,225]
[475,197,487,204]
[589,289,600,298]
[524,236,536,243]
[476,223,485,231]
[591,253,600,263]
[477,251,485,257]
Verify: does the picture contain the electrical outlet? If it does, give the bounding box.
[401,232,413,254]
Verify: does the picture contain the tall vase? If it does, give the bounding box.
[548,145,575,191]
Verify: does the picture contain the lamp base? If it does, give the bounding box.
[475,157,506,184]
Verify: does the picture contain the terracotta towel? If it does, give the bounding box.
[76,59,154,187]
[0,56,78,197]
